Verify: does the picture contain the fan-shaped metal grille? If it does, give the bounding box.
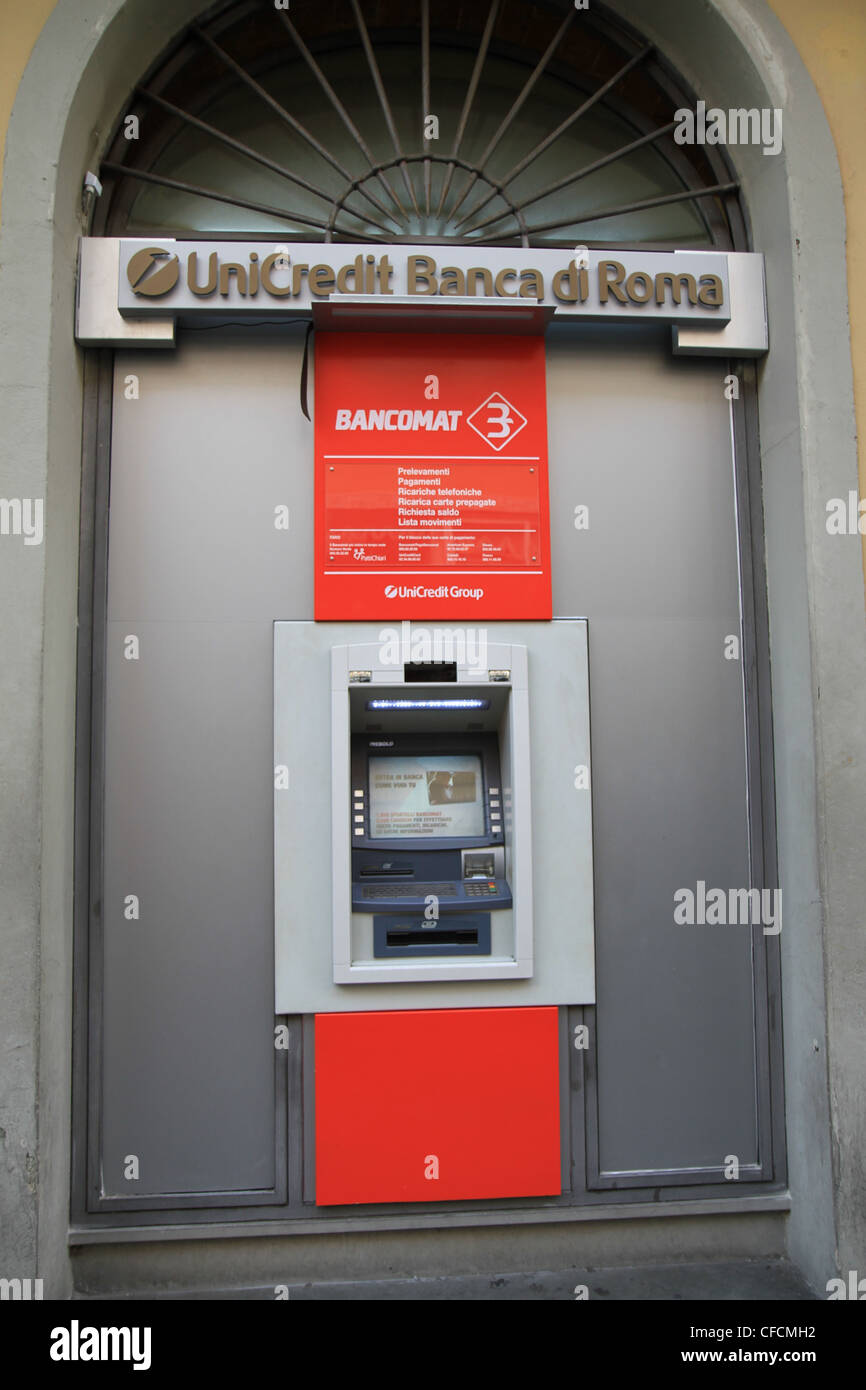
[96,0,743,249]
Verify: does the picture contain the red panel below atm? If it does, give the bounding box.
[314,1007,560,1205]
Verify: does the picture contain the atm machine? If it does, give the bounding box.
[333,638,532,983]
[273,619,593,1009]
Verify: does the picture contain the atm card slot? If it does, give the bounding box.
[358,866,413,877]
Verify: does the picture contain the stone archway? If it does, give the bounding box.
[0,0,858,1297]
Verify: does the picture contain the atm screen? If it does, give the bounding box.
[369,755,485,840]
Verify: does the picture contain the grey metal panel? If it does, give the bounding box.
[107,327,313,623]
[74,349,113,1221]
[301,1015,316,1206]
[76,238,175,347]
[97,330,309,1202]
[547,322,742,622]
[101,619,277,1197]
[673,253,768,357]
[734,359,784,1186]
[586,620,757,1174]
[566,1006,588,1197]
[546,322,759,1178]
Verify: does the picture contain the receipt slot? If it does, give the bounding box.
[332,641,532,983]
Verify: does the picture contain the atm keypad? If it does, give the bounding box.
[361,881,502,900]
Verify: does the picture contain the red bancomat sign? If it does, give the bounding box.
[314,332,552,620]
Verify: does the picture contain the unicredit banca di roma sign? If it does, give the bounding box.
[315,333,551,620]
[115,241,731,322]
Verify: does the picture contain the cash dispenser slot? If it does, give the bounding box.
[373,914,492,958]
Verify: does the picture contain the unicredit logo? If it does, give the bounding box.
[126,246,180,296]
[384,584,484,600]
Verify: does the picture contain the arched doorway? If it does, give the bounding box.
[74,0,781,1230]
